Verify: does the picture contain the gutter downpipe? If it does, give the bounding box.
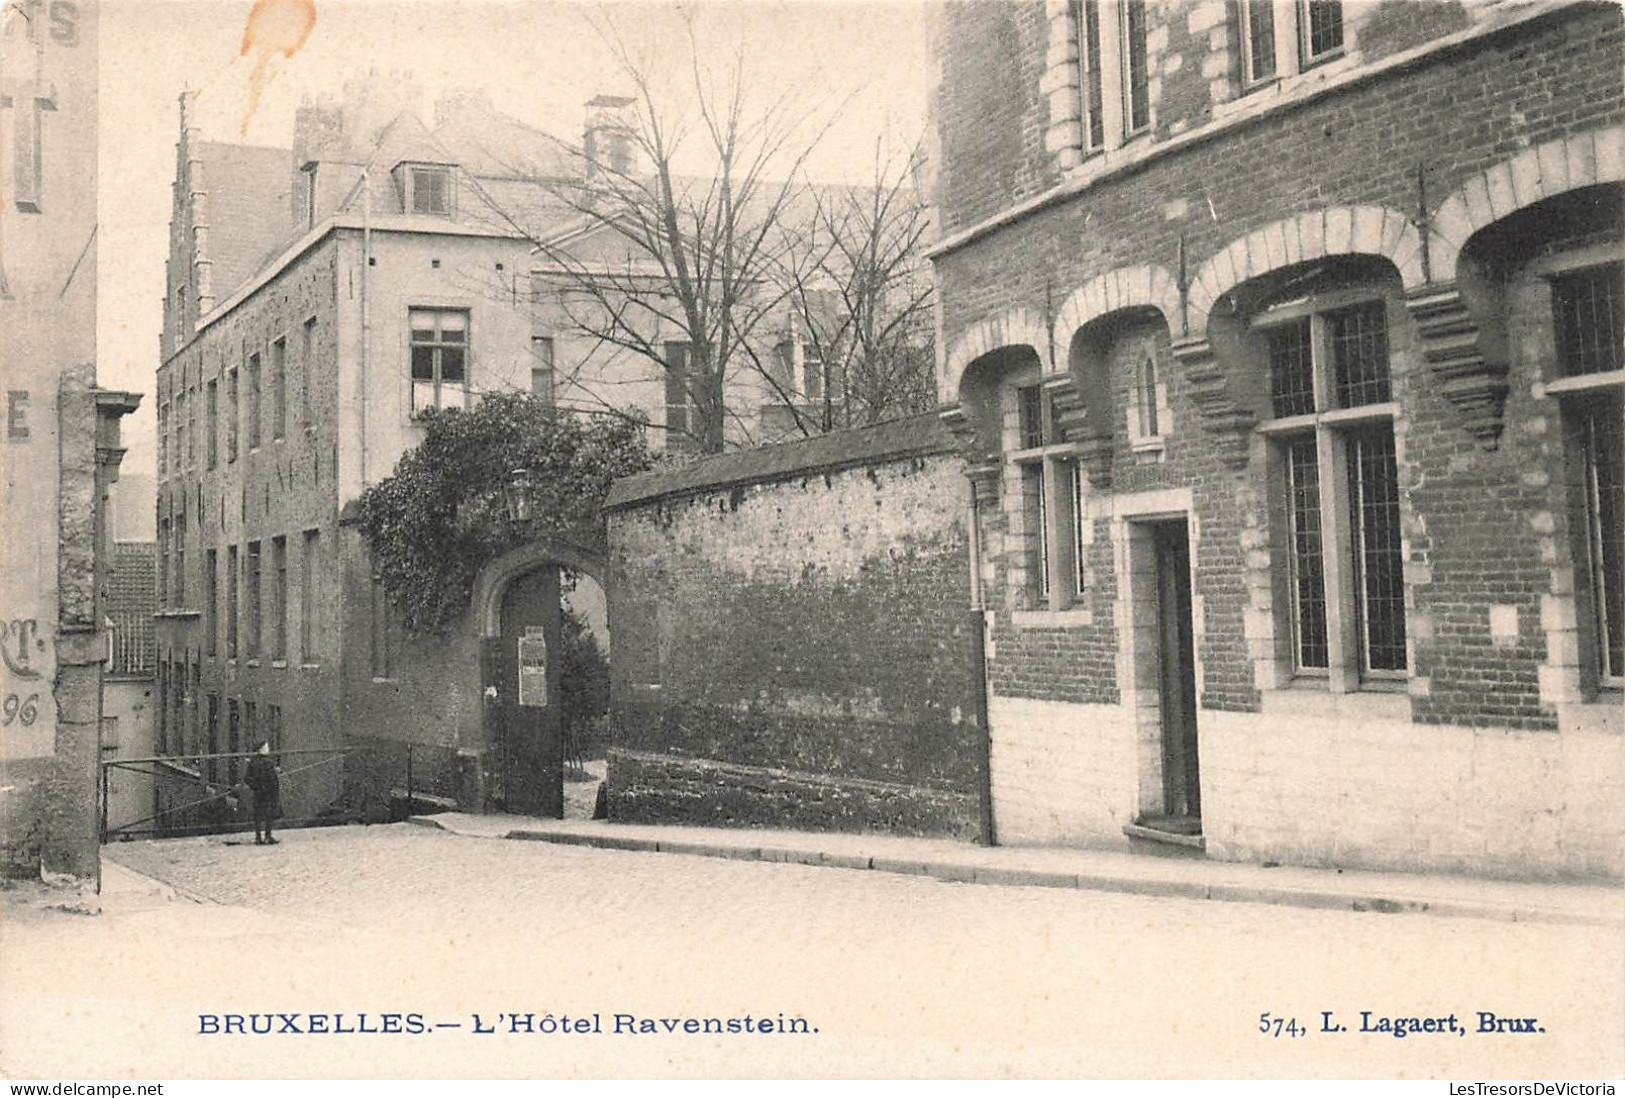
[967,472,996,847]
[360,168,371,487]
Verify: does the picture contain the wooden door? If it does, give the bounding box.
[490,566,564,817]
[1154,521,1201,824]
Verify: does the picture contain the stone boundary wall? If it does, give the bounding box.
[604,415,983,840]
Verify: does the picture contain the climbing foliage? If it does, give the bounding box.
[358,394,654,635]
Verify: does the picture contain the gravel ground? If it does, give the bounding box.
[1,824,1618,1079]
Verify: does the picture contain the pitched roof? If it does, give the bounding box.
[197,141,293,303]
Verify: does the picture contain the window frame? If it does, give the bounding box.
[664,340,694,445]
[402,163,454,217]
[1069,0,1151,160]
[1254,287,1407,690]
[408,306,472,416]
[1006,376,1088,612]
[1297,0,1346,68]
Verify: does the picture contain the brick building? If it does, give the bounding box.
[928,0,1622,878]
[150,74,911,817]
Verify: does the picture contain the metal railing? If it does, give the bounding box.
[98,743,455,842]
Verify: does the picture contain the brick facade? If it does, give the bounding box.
[931,0,1624,879]
[604,415,983,838]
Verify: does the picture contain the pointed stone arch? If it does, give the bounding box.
[472,537,608,640]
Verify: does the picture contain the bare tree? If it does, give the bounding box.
[524,12,833,455]
[762,138,937,437]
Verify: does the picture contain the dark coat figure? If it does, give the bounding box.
[245,747,281,845]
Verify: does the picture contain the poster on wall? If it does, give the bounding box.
[517,626,547,708]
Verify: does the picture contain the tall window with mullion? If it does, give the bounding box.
[1241,0,1277,83]
[1120,0,1150,134]
[1073,0,1105,151]
[1262,289,1407,682]
[664,341,694,450]
[410,308,469,413]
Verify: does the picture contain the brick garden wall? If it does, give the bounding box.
[603,415,983,839]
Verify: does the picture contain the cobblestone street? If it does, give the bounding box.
[0,823,1619,1079]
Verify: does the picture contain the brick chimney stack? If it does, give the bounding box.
[583,94,636,178]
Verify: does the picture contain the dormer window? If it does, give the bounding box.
[396,163,453,216]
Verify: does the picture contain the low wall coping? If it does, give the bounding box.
[604,412,960,511]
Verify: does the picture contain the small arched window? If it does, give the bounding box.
[1135,354,1159,439]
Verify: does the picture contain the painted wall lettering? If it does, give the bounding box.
[1,618,43,679]
[7,390,29,439]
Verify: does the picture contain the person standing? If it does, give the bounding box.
[245,743,281,845]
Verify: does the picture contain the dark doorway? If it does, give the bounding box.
[1152,519,1201,830]
[486,565,565,817]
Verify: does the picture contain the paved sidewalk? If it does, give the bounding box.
[407,812,1624,927]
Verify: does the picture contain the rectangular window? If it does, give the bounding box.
[1285,436,1329,670]
[217,700,232,785]
[226,368,239,461]
[158,402,169,479]
[1552,264,1624,377]
[206,380,218,468]
[1299,0,1344,63]
[1023,463,1050,600]
[770,339,796,394]
[1121,0,1150,134]
[1268,318,1316,418]
[205,549,218,656]
[1261,289,1406,686]
[178,391,190,470]
[267,705,283,756]
[1328,301,1391,407]
[1135,355,1160,438]
[271,536,288,661]
[664,341,693,442]
[410,308,470,413]
[271,337,287,440]
[173,502,186,607]
[1349,425,1407,673]
[245,541,261,659]
[1072,461,1089,594]
[802,342,825,403]
[301,317,317,430]
[1075,0,1105,150]
[1579,400,1623,685]
[205,693,219,765]
[301,529,320,662]
[1017,384,1046,449]
[157,518,170,606]
[226,546,239,658]
[531,335,556,404]
[1242,0,1277,83]
[247,352,262,449]
[410,166,451,215]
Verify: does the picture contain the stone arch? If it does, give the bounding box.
[1187,204,1423,332]
[942,305,1051,406]
[1051,264,1182,350]
[1428,125,1625,282]
[472,537,608,640]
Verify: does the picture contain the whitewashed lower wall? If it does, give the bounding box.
[988,689,1625,880]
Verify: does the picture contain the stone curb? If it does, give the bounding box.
[406,816,1620,927]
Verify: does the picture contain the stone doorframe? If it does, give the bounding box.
[1104,487,1201,823]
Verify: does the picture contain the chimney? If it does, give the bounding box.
[291,93,342,232]
[583,94,636,178]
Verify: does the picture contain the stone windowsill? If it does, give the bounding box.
[271,659,288,670]
[1012,608,1095,630]
[301,662,322,671]
[1259,680,1410,723]
[153,608,202,619]
[245,659,261,668]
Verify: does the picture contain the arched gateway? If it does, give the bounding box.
[470,539,608,817]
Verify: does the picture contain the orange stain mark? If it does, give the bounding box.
[238,0,317,136]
